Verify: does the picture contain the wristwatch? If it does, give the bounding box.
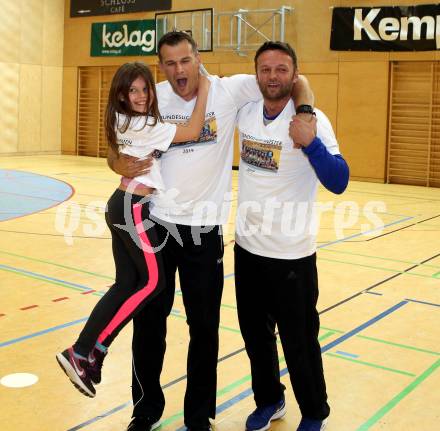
[296,104,314,115]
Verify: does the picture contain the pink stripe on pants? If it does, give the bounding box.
[97,203,159,344]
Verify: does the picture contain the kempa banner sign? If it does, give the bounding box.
[71,0,171,18]
[91,20,156,56]
[331,4,440,51]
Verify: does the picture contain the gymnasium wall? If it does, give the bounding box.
[0,0,64,156]
[61,0,438,182]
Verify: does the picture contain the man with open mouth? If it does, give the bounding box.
[108,31,314,431]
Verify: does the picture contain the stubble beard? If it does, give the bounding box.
[259,81,293,101]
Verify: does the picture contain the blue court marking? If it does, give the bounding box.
[67,403,132,431]
[0,317,88,348]
[335,350,360,359]
[66,301,408,431]
[173,301,409,431]
[0,263,93,291]
[0,272,235,348]
[203,218,415,283]
[405,298,440,308]
[317,216,414,249]
[0,169,74,221]
[320,301,407,352]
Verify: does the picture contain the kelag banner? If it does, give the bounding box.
[91,20,156,56]
[331,4,440,51]
[71,0,171,17]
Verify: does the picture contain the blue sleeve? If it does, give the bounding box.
[302,137,349,194]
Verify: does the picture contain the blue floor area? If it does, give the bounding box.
[0,169,73,221]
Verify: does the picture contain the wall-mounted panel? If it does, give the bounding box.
[0,2,21,64]
[21,0,43,65]
[307,74,338,132]
[337,61,390,182]
[61,67,78,155]
[18,65,42,152]
[0,63,20,153]
[43,0,64,66]
[41,66,63,152]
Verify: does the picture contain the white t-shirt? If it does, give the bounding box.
[117,114,177,191]
[235,100,340,259]
[150,74,261,226]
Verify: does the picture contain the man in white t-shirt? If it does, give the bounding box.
[108,32,314,431]
[235,42,349,431]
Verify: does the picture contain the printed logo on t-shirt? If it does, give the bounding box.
[162,112,217,149]
[118,138,132,147]
[240,133,282,172]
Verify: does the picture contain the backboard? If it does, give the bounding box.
[155,8,213,52]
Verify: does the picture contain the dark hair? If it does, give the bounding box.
[157,31,198,62]
[254,41,298,70]
[105,62,161,154]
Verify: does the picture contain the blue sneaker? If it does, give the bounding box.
[245,398,286,431]
[296,417,328,431]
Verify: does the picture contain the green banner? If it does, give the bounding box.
[91,20,156,57]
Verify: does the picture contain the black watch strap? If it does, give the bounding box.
[296,104,314,115]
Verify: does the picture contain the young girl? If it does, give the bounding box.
[56,62,210,398]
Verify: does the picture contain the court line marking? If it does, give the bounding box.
[0,318,88,348]
[65,299,439,430]
[334,350,359,359]
[405,298,440,308]
[356,359,440,431]
[0,169,75,222]
[174,301,410,431]
[67,337,329,431]
[20,305,38,311]
[1,200,435,427]
[319,256,438,280]
[319,251,440,315]
[319,247,440,270]
[0,271,237,347]
[4,270,439,351]
[365,214,440,241]
[357,335,440,356]
[67,301,411,430]
[0,263,93,292]
[317,216,414,249]
[326,352,416,377]
[0,229,111,239]
[344,187,440,202]
[0,249,114,280]
[319,214,440,245]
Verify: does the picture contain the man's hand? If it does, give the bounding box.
[289,114,317,149]
[112,153,153,178]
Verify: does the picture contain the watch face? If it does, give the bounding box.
[297,104,314,114]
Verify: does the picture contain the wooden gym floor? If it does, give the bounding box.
[0,155,439,431]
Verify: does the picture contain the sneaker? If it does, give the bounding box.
[88,347,107,384]
[296,417,328,431]
[245,398,286,431]
[126,416,161,431]
[56,347,96,397]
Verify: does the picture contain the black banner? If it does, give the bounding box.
[70,0,171,18]
[331,4,440,51]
